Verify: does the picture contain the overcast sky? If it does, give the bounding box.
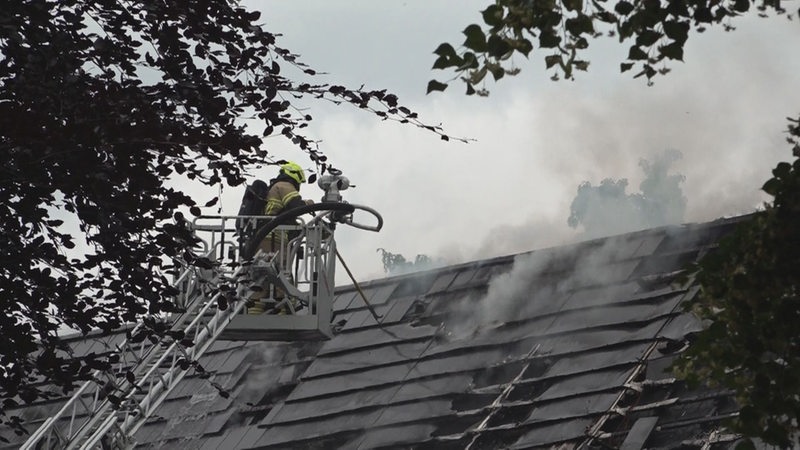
[201,0,800,283]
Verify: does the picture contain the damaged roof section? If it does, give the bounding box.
[2,217,747,449]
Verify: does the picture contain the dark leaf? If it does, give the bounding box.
[432,55,453,70]
[426,79,449,94]
[564,0,583,12]
[628,45,649,60]
[487,64,504,81]
[433,42,457,58]
[636,29,662,47]
[565,14,594,36]
[761,178,781,197]
[733,0,751,12]
[659,42,684,60]
[482,4,505,27]
[545,54,563,69]
[463,24,487,52]
[539,30,561,48]
[615,0,635,15]
[663,21,690,43]
[694,7,714,22]
[773,161,792,178]
[486,34,512,58]
[516,38,533,57]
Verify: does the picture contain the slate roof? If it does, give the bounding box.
[3,217,754,449]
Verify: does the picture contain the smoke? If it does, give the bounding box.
[182,7,800,286]
[450,217,578,262]
[567,149,687,239]
[474,251,551,326]
[444,232,641,340]
[431,149,687,271]
[238,343,287,403]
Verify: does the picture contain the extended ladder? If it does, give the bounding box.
[21,249,247,449]
[22,172,383,449]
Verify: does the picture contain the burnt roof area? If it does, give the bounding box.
[3,217,760,449]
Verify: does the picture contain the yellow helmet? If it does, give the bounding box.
[280,161,306,184]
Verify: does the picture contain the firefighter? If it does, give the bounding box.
[248,162,314,314]
[264,161,314,217]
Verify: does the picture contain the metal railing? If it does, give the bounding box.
[22,200,382,449]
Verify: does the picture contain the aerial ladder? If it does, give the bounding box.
[22,171,382,449]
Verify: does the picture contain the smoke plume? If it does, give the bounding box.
[568,149,687,238]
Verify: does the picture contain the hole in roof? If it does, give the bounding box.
[450,393,498,412]
[593,432,629,450]
[646,424,706,449]
[468,427,525,449]
[616,388,643,409]
[416,437,472,450]
[661,398,721,425]
[288,433,359,450]
[430,413,482,437]
[486,404,533,428]
[522,357,553,379]
[635,269,686,291]
[645,356,674,380]
[636,381,676,407]
[506,379,553,402]
[597,412,631,436]
[631,251,698,280]
[412,289,486,326]
[471,361,526,388]
[401,298,429,323]
[656,339,687,355]
[248,383,295,420]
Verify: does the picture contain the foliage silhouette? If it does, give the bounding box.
[430,0,791,94]
[0,0,459,437]
[674,116,800,448]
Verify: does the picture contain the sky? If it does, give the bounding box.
[197,0,800,284]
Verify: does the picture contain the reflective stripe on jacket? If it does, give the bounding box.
[264,180,305,216]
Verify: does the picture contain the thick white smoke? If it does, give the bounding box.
[568,149,687,239]
[445,232,647,340]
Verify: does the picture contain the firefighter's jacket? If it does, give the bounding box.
[264,180,306,216]
[258,178,307,255]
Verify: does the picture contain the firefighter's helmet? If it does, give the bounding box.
[280,161,306,184]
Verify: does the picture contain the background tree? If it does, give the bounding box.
[428,0,791,94]
[568,149,687,237]
[0,0,453,436]
[377,248,441,275]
